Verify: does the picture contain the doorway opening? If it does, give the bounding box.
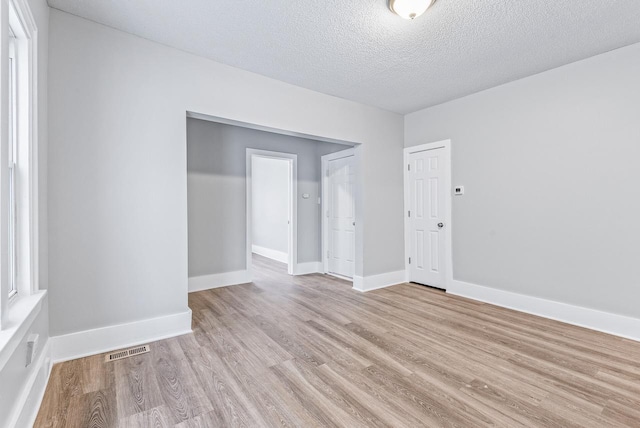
[246,149,297,276]
[186,112,361,292]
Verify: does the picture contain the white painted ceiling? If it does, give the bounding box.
[48,0,640,114]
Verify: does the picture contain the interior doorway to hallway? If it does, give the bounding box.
[246,149,297,276]
[186,114,361,292]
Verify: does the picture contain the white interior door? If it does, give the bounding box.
[407,147,447,288]
[327,155,355,278]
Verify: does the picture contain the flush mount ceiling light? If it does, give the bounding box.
[388,0,436,20]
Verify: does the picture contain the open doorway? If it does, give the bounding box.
[186,115,361,292]
[246,149,297,276]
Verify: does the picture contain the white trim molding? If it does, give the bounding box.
[353,270,406,292]
[449,280,640,342]
[12,0,40,297]
[10,339,51,428]
[1,0,40,329]
[293,262,322,276]
[0,291,46,372]
[188,270,252,293]
[252,245,288,264]
[51,310,193,363]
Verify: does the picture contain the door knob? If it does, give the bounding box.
[437,222,444,228]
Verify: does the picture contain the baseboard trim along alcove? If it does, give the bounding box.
[50,310,193,363]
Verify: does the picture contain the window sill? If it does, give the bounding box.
[0,290,47,372]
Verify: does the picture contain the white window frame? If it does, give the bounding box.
[0,0,38,329]
[7,29,16,300]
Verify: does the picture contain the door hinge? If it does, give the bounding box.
[408,257,411,264]
[407,164,411,171]
[408,210,411,218]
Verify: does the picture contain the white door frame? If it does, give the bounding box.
[403,140,453,290]
[321,148,356,281]
[246,149,298,277]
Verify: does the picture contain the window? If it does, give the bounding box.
[0,0,38,329]
[8,31,17,299]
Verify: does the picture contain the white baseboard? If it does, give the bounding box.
[51,310,193,363]
[9,339,52,428]
[353,270,406,292]
[189,270,252,292]
[252,245,288,264]
[449,280,640,342]
[293,261,322,276]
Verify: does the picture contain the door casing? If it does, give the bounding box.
[403,140,453,290]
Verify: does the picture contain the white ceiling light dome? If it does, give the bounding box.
[388,0,436,20]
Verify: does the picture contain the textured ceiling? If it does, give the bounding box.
[48,0,640,114]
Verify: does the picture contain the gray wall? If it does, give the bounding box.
[252,157,289,254]
[187,119,348,277]
[405,41,640,319]
[48,10,403,336]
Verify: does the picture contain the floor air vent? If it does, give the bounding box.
[105,345,150,362]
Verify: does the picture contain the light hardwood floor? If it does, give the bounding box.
[36,255,640,427]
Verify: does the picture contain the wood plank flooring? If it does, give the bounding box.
[35,255,640,427]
